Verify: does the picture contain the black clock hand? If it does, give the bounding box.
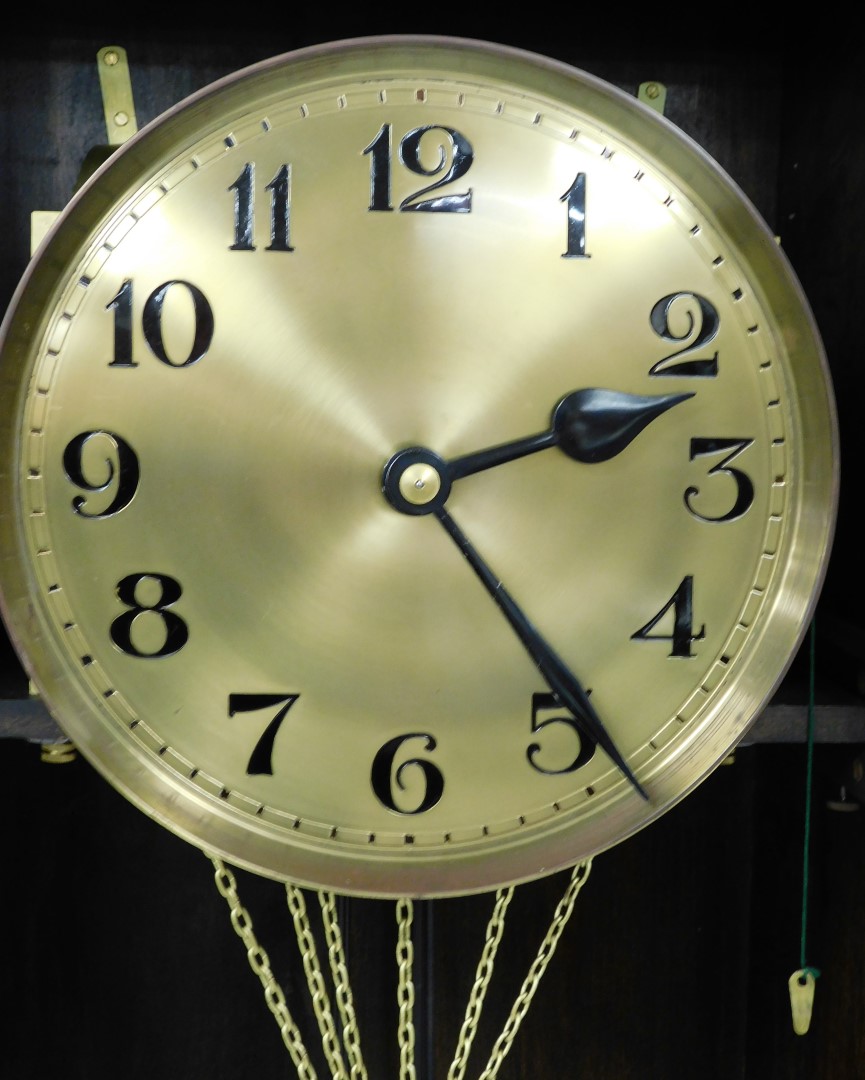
[381,388,693,516]
[448,388,693,480]
[382,453,648,798]
[433,504,649,800]
[381,386,685,799]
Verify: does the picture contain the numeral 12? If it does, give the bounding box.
[363,123,473,213]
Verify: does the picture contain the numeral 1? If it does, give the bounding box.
[561,172,589,258]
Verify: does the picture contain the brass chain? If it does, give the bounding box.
[210,854,592,1080]
[395,897,417,1080]
[447,886,514,1080]
[209,856,318,1080]
[478,859,593,1080]
[286,884,349,1080]
[318,891,368,1080]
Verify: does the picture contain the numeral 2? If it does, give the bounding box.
[649,292,719,377]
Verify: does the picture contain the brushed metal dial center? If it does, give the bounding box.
[398,462,442,505]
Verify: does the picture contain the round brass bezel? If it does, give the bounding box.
[0,36,838,897]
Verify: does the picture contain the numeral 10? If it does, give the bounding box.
[107,279,214,367]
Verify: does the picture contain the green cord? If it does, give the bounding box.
[799,618,821,981]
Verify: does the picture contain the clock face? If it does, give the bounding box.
[0,37,837,897]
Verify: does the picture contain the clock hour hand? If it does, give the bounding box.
[448,388,694,480]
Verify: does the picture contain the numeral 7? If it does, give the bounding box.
[228,693,300,775]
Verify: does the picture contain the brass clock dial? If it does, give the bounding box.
[0,37,837,897]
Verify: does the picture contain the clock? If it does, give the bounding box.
[0,35,838,898]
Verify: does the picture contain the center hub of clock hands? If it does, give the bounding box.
[381,388,693,801]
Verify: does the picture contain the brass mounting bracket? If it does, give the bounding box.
[31,45,140,254]
[638,81,667,115]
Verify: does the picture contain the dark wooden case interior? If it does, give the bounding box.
[2,21,863,1080]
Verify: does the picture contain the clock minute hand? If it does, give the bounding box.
[434,504,649,801]
[380,388,678,801]
[448,388,694,480]
[381,450,647,798]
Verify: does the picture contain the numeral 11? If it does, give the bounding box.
[229,163,294,252]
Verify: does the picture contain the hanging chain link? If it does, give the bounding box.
[209,855,318,1080]
[209,853,593,1080]
[318,891,368,1080]
[447,886,514,1080]
[395,897,417,1080]
[478,859,593,1080]
[286,884,349,1080]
